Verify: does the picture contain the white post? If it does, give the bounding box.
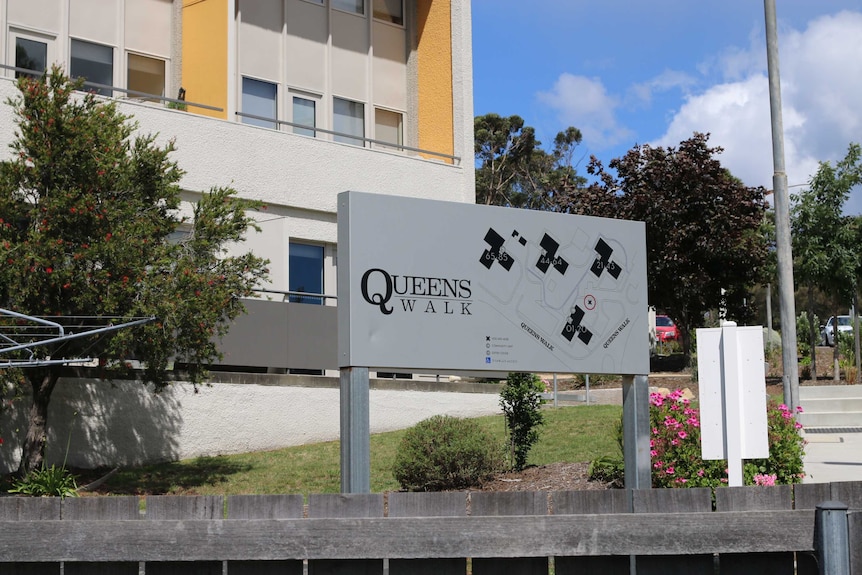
[719,322,744,487]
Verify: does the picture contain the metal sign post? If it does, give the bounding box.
[339,366,370,493]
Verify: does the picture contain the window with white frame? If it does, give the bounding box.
[332,0,364,16]
[375,108,403,149]
[373,0,403,25]
[291,95,317,137]
[333,97,364,146]
[128,53,166,101]
[70,39,114,97]
[241,77,278,129]
[14,37,48,78]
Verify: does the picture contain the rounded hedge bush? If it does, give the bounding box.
[393,415,504,491]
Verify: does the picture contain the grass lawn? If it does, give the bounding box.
[80,404,623,497]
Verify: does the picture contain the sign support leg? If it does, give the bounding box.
[340,366,370,493]
[622,374,651,493]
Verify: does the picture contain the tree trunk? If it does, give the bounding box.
[832,307,841,383]
[17,368,60,476]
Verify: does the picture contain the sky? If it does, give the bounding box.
[471,0,862,213]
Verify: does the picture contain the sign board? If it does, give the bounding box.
[697,323,768,486]
[337,192,648,374]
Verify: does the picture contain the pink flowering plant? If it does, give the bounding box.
[649,390,805,488]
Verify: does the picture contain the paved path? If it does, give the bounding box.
[803,431,862,483]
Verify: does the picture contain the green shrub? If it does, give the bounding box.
[9,464,78,498]
[588,456,624,488]
[796,311,817,356]
[393,415,504,491]
[500,372,545,471]
[649,389,805,488]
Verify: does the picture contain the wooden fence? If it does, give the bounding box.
[0,481,860,575]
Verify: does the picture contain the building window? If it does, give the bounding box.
[289,243,324,304]
[292,96,316,137]
[333,97,365,146]
[241,77,278,129]
[15,37,47,78]
[332,0,364,16]
[373,0,403,25]
[70,39,114,97]
[375,108,403,149]
[128,53,166,101]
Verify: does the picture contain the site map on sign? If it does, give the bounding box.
[476,224,640,373]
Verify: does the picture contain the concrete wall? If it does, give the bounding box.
[0,375,502,474]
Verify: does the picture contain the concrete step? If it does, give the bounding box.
[800,398,862,413]
[798,411,862,428]
[798,384,862,399]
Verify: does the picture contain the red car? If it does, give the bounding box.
[655,315,679,342]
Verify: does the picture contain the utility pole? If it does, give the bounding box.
[764,0,800,411]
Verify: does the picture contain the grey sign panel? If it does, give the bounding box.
[338,192,649,374]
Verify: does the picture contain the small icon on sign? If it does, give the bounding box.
[485,357,492,364]
[584,294,597,310]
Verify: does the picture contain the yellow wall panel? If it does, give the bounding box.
[182,0,228,119]
[416,0,453,161]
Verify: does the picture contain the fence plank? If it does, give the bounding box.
[389,492,467,575]
[551,490,628,515]
[0,511,817,561]
[632,488,713,575]
[144,496,224,575]
[307,494,384,575]
[714,485,793,512]
[226,495,303,575]
[850,510,861,575]
[793,482,831,510]
[714,486,794,575]
[471,492,549,575]
[226,494,303,520]
[0,498,61,575]
[830,481,862,509]
[62,497,140,575]
[553,490,629,575]
[388,491,467,518]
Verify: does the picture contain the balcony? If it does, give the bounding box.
[0,72,472,214]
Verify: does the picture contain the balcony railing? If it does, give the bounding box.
[1,64,460,164]
[0,63,222,112]
[254,288,337,305]
[235,111,461,165]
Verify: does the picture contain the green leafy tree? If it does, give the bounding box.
[791,143,862,381]
[578,133,768,361]
[499,372,545,471]
[0,68,269,475]
[475,113,586,209]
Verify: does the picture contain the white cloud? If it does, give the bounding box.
[535,73,634,149]
[629,69,699,107]
[654,76,818,192]
[653,10,862,206]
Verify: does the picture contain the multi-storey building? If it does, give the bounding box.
[0,0,474,373]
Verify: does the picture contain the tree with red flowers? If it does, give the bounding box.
[0,67,268,475]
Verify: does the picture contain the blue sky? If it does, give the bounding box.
[471,0,862,212]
